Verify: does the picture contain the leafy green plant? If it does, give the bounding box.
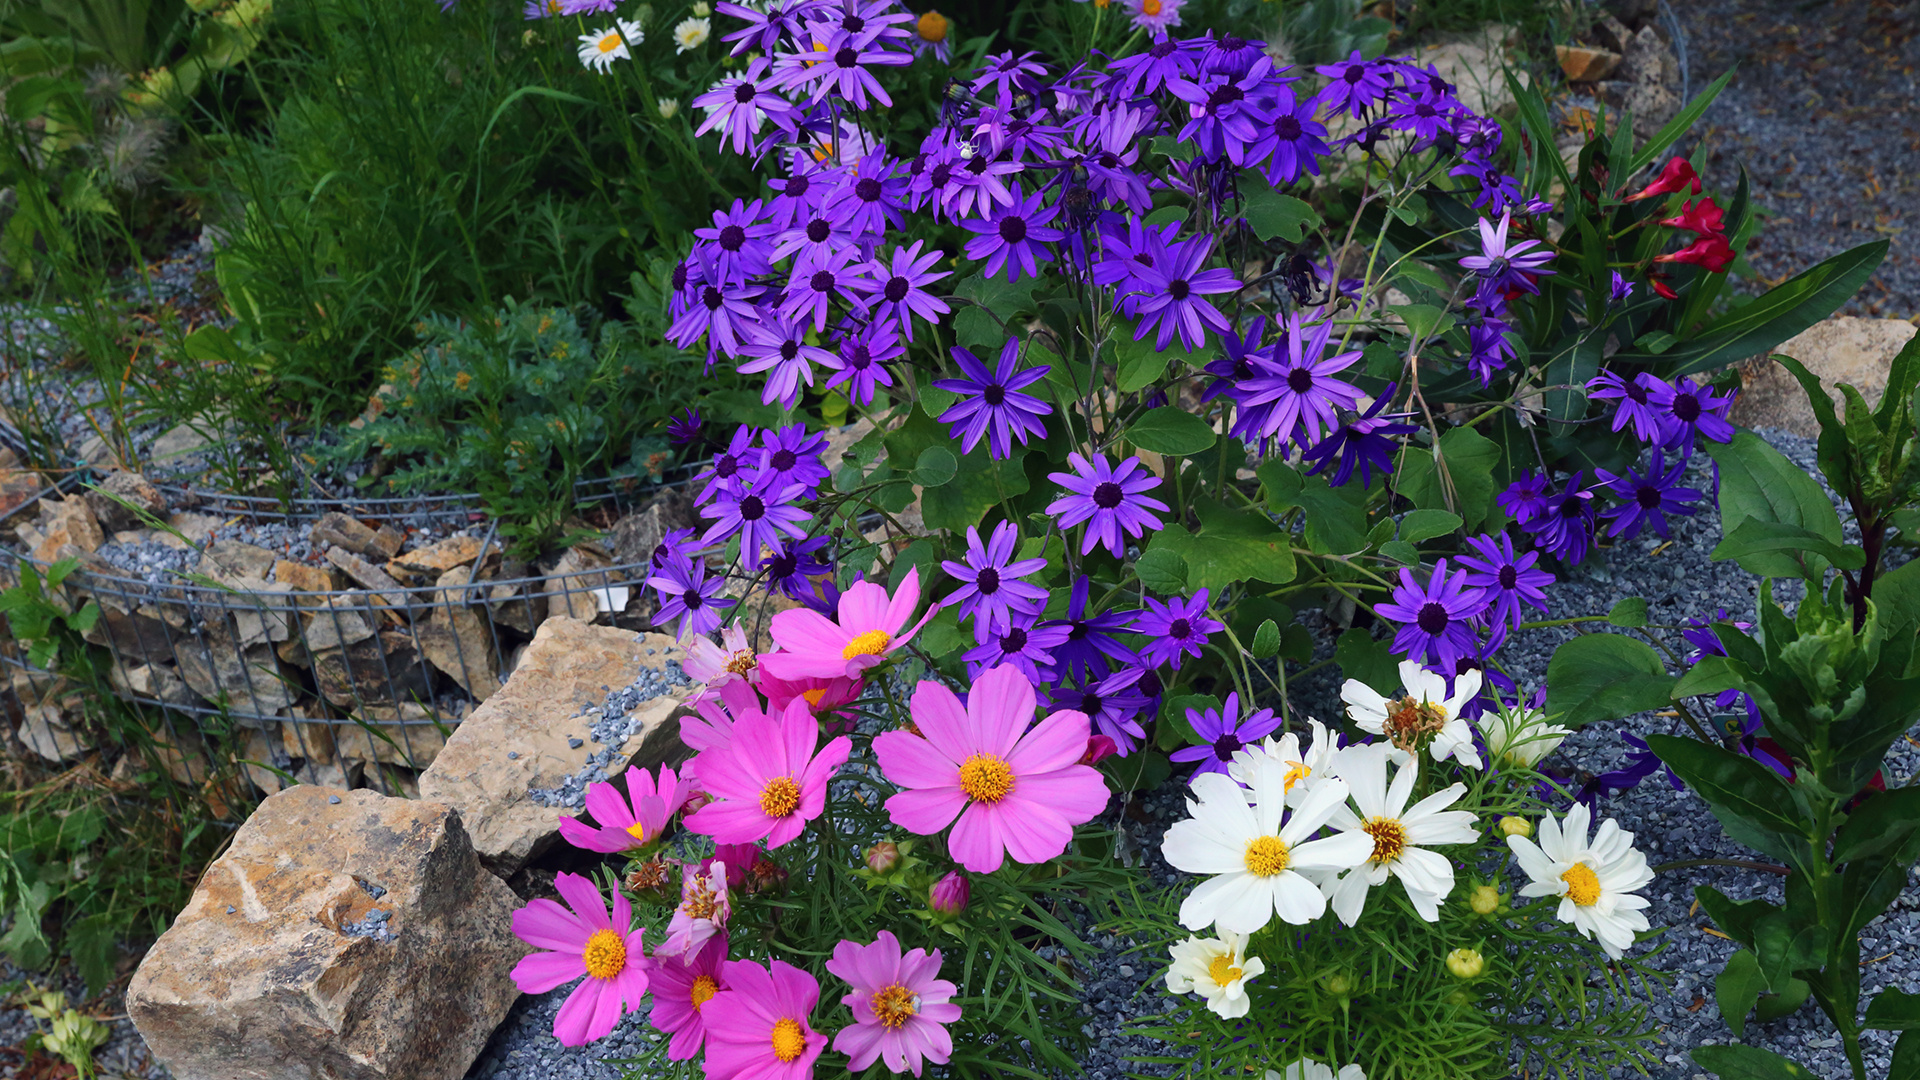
[21,987,110,1079]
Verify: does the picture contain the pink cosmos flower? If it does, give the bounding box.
[827,930,962,1076]
[657,859,731,958]
[703,958,830,1080]
[685,620,757,704]
[556,765,688,854]
[679,678,764,761]
[509,871,649,1046]
[874,664,1111,873]
[757,667,864,726]
[761,568,937,682]
[684,696,852,849]
[647,931,730,1060]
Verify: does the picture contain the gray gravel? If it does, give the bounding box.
[525,656,692,811]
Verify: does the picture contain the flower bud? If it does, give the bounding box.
[1445,948,1485,980]
[1322,971,1353,999]
[680,789,713,816]
[1497,815,1531,839]
[865,841,900,875]
[1468,882,1503,916]
[1081,734,1118,766]
[929,871,969,918]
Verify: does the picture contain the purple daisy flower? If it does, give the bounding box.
[693,426,761,506]
[1387,83,1455,144]
[961,183,1064,283]
[970,50,1049,106]
[1046,667,1152,755]
[940,521,1051,637]
[1248,85,1330,186]
[1105,38,1195,99]
[780,246,875,333]
[737,315,843,408]
[964,622,1071,683]
[1314,51,1393,118]
[1130,234,1239,351]
[1233,313,1364,446]
[865,240,951,340]
[650,527,702,570]
[932,339,1053,459]
[1466,315,1519,386]
[1045,452,1170,557]
[647,554,735,640]
[1459,211,1556,296]
[1169,692,1283,777]
[757,424,831,494]
[1596,451,1704,540]
[1524,472,1598,564]
[1587,371,1668,444]
[667,407,705,448]
[1203,317,1268,403]
[762,535,838,613]
[941,152,1023,221]
[1124,0,1184,37]
[716,0,814,55]
[667,276,759,359]
[692,58,801,156]
[765,168,827,231]
[1040,576,1138,683]
[1609,271,1635,304]
[825,319,902,406]
[1135,589,1222,672]
[1167,63,1273,164]
[823,146,908,239]
[1375,558,1487,674]
[1647,376,1738,452]
[698,469,811,569]
[1299,383,1418,489]
[1497,470,1553,526]
[1455,532,1553,651]
[788,27,909,110]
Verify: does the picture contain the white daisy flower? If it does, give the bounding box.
[673,15,710,52]
[1481,701,1570,769]
[1319,744,1478,925]
[1161,770,1373,934]
[1342,658,1482,769]
[577,19,643,71]
[1507,801,1653,958]
[1230,717,1348,807]
[1264,1061,1367,1080]
[1164,931,1265,1019]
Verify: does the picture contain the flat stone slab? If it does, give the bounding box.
[1734,316,1919,438]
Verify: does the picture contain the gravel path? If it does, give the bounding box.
[1679,0,1920,319]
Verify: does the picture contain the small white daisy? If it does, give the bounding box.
[1231,717,1347,807]
[1161,771,1373,934]
[1319,744,1478,925]
[673,15,710,52]
[1481,700,1570,769]
[577,19,643,71]
[1164,931,1265,1019]
[1508,801,1653,958]
[1265,1061,1367,1080]
[1342,659,1483,769]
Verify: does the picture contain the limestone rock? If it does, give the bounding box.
[275,559,337,595]
[78,572,187,665]
[1732,317,1920,439]
[243,727,293,795]
[16,678,85,762]
[336,703,450,769]
[211,579,300,649]
[283,709,338,766]
[311,632,432,710]
[1555,44,1620,82]
[290,596,378,654]
[487,558,547,636]
[156,512,223,551]
[418,618,689,874]
[364,524,405,561]
[127,787,525,1080]
[0,467,43,520]
[418,567,501,701]
[205,540,279,581]
[294,758,364,788]
[176,638,299,717]
[608,489,696,568]
[325,547,409,612]
[110,662,199,708]
[543,547,613,622]
[312,512,377,554]
[85,471,168,533]
[389,535,484,584]
[149,422,227,461]
[23,495,105,562]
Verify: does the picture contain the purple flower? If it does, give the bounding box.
[823,147,908,239]
[647,554,735,640]
[932,339,1053,459]
[1130,234,1239,351]
[1466,315,1519,386]
[940,521,1050,637]
[757,424,831,494]
[964,622,1070,683]
[1300,384,1418,489]
[763,535,838,613]
[1455,532,1553,650]
[1169,692,1283,777]
[941,153,1023,221]
[970,50,1048,106]
[1248,85,1330,186]
[668,277,759,359]
[866,241,950,340]
[693,58,801,155]
[961,183,1064,283]
[1647,376,1738,451]
[1105,37,1195,99]
[1597,451,1703,540]
[1578,732,1682,804]
[1039,576,1138,683]
[1124,0,1184,36]
[1609,271,1634,304]
[1167,63,1273,164]
[826,319,902,406]
[1046,667,1152,754]
[1045,452,1169,557]
[1497,471,1553,526]
[694,426,761,506]
[1233,313,1364,446]
[1681,609,1762,731]
[738,315,842,408]
[1315,51,1392,118]
[668,407,705,447]
[1459,211,1556,296]
[765,168,826,230]
[1375,558,1487,674]
[780,246,874,333]
[1587,371,1668,444]
[786,28,909,110]
[698,469,811,569]
[716,0,812,55]
[1524,472,1598,563]
[1135,589,1222,672]
[1203,317,1267,403]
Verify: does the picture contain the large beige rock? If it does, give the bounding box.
[177,637,299,717]
[336,703,450,769]
[1732,317,1920,438]
[128,786,524,1080]
[85,470,168,533]
[418,618,689,875]
[418,566,501,701]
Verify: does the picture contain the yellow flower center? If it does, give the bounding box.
[771,1017,807,1062]
[1141,0,1161,14]
[597,33,622,53]
[842,629,892,659]
[1243,835,1291,876]
[870,984,919,1028]
[801,687,829,707]
[582,928,627,980]
[681,877,718,919]
[1207,953,1243,988]
[1281,760,1312,791]
[690,974,720,1010]
[958,754,1015,802]
[916,10,948,42]
[724,650,756,676]
[625,821,648,844]
[760,776,802,818]
[1362,817,1407,865]
[1561,862,1602,907]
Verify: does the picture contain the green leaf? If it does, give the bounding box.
[1833,786,1920,865]
[953,272,1042,322]
[1113,331,1168,393]
[1893,1029,1920,1080]
[1261,461,1369,555]
[1865,989,1920,1031]
[919,443,1030,534]
[1391,304,1454,341]
[910,445,958,487]
[1691,1044,1818,1080]
[953,306,1004,351]
[1754,977,1811,1023]
[1711,518,1864,580]
[1378,540,1419,564]
[1606,597,1649,628]
[67,912,117,998]
[1673,654,1743,700]
[1335,629,1399,696]
[1128,409,1218,455]
[1242,186,1322,243]
[1395,426,1502,531]
[1627,69,1734,177]
[1135,548,1190,594]
[1647,735,1809,866]
[1703,432,1846,579]
[1544,634,1676,727]
[1716,948,1764,1038]
[1250,619,1281,659]
[1145,500,1294,591]
[1696,885,1774,948]
[1398,509,1460,544]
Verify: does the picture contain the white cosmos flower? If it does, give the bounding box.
[1507,801,1653,958]
[1342,659,1482,769]
[1265,1062,1366,1080]
[577,20,643,71]
[1481,701,1570,768]
[1319,744,1478,925]
[674,15,711,52]
[1230,717,1349,807]
[1164,931,1265,1019]
[1161,771,1373,934]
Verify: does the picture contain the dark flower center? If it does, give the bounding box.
[739,496,767,521]
[847,345,872,369]
[703,286,724,311]
[1150,39,1177,58]
[1080,692,1103,712]
[780,340,801,361]
[1137,670,1163,696]
[884,276,910,302]
[835,46,859,68]
[1168,617,1192,639]
[1002,627,1029,650]
[1498,565,1518,589]
[998,216,1028,244]
[1344,65,1365,84]
[733,82,757,104]
[1416,602,1449,634]
[806,218,831,242]
[982,384,1006,406]
[809,270,835,292]
[771,449,797,471]
[715,455,738,478]
[1558,496,1585,519]
[1098,151,1120,168]
[1206,85,1244,112]
[1275,115,1302,140]
[684,589,704,608]
[1168,279,1191,300]
[930,162,954,186]
[719,224,746,251]
[1132,251,1155,268]
[785,175,809,197]
[1636,484,1664,509]
[1212,732,1243,761]
[1092,481,1123,509]
[976,567,1001,594]
[1623,379,1650,404]
[1477,255,1510,279]
[1287,367,1314,394]
[965,156,989,176]
[842,13,865,30]
[672,262,689,290]
[1414,102,1436,118]
[766,551,797,577]
[1672,393,1702,422]
[855,177,883,202]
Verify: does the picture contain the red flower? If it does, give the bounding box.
[1081,734,1119,766]
[1649,276,1679,300]
[1626,157,1702,202]
[1660,197,1725,236]
[1655,233,1736,273]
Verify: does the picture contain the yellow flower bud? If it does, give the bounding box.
[1445,948,1485,980]
[1469,882,1503,916]
[1322,971,1354,998]
[1497,815,1532,839]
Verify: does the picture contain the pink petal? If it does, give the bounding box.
[512,949,588,994]
[1009,768,1110,829]
[802,735,853,791]
[769,957,822,1014]
[554,872,612,931]
[512,898,589,951]
[908,679,978,763]
[835,1021,886,1072]
[970,665,1036,758]
[770,607,850,654]
[552,979,606,1047]
[1006,709,1091,775]
[557,817,632,854]
[883,566,922,632]
[839,578,894,631]
[875,730,960,790]
[689,744,760,801]
[684,799,773,844]
[779,698,816,774]
[584,780,637,829]
[884,786,968,835]
[948,803,1009,873]
[995,796,1074,865]
[765,813,806,849]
